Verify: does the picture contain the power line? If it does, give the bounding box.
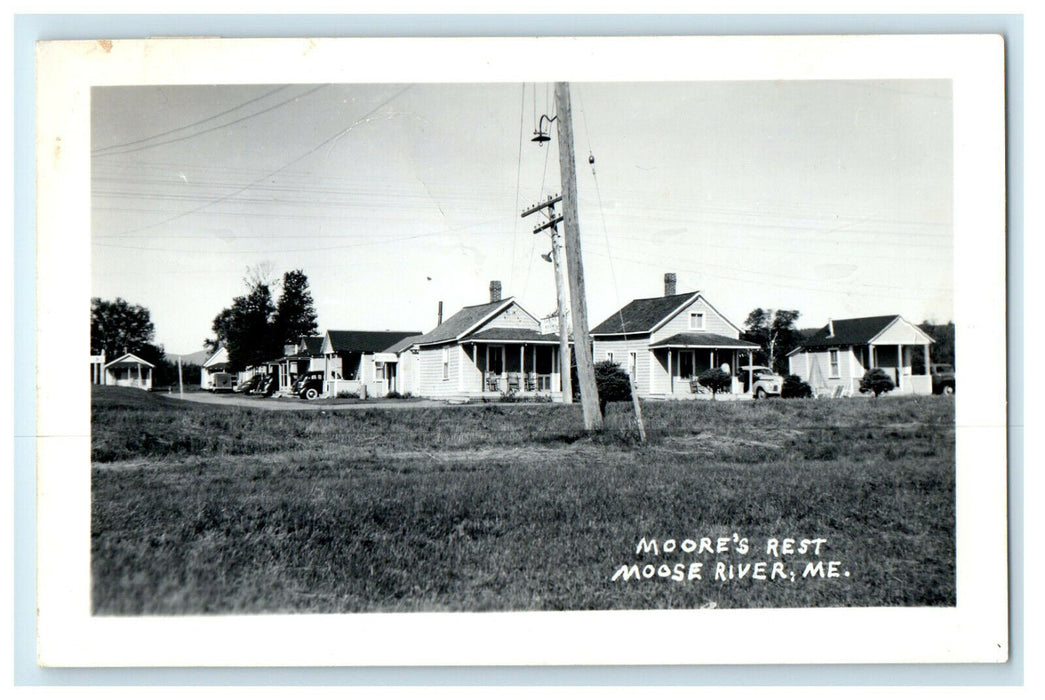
[92,86,325,156]
[92,229,446,255]
[106,85,413,238]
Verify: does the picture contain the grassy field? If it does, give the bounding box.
[91,386,955,614]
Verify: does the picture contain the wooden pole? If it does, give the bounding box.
[555,82,602,431]
[549,224,573,403]
[627,359,647,444]
[178,355,184,397]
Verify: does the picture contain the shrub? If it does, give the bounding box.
[859,368,895,398]
[781,374,813,399]
[697,368,732,398]
[593,360,632,415]
[499,389,520,403]
[336,390,360,399]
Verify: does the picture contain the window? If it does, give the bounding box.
[689,312,705,330]
[829,349,840,377]
[374,362,385,381]
[442,347,449,380]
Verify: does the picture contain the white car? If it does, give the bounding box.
[738,365,783,398]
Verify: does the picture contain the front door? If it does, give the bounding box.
[486,345,504,391]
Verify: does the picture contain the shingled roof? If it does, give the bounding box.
[649,332,759,349]
[591,291,700,335]
[382,334,424,354]
[299,335,324,356]
[468,328,561,343]
[325,330,422,354]
[798,315,902,350]
[413,298,515,347]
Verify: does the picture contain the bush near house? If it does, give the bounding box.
[860,368,896,398]
[782,374,813,399]
[697,368,732,398]
[593,360,632,415]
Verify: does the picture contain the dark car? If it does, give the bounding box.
[931,363,955,395]
[235,374,264,394]
[250,375,278,397]
[292,371,326,400]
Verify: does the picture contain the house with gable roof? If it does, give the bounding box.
[787,315,935,396]
[266,335,326,395]
[95,352,155,390]
[590,274,760,399]
[201,345,235,391]
[412,281,568,400]
[320,328,422,398]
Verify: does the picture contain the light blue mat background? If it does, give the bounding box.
[13,12,1023,687]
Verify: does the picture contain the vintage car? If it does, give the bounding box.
[737,365,784,398]
[292,371,327,400]
[930,363,956,395]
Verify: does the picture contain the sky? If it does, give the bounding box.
[91,80,953,355]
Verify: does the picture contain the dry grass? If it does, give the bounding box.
[91,386,955,614]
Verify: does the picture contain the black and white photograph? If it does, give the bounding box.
[35,35,1008,667]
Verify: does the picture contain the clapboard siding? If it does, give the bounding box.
[592,336,652,395]
[482,303,540,331]
[650,296,738,344]
[418,344,462,398]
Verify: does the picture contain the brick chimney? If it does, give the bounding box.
[664,272,677,297]
[490,280,502,302]
[437,300,443,326]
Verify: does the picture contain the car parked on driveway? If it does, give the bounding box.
[292,371,326,400]
[737,365,783,398]
[931,363,956,395]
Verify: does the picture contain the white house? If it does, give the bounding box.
[201,346,233,391]
[590,274,759,399]
[99,352,154,390]
[787,315,935,396]
[320,329,422,398]
[383,333,425,396]
[411,282,568,401]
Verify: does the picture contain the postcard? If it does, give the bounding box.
[35,34,1007,666]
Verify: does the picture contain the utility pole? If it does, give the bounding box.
[554,82,602,431]
[522,194,572,403]
[177,355,184,398]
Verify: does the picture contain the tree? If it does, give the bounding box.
[859,368,895,398]
[91,297,156,356]
[697,368,732,399]
[273,269,318,345]
[918,321,955,370]
[204,307,236,354]
[742,308,802,376]
[211,281,280,372]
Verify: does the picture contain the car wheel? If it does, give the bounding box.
[942,385,954,396]
[755,387,766,399]
[304,387,319,400]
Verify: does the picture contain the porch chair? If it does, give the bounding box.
[507,372,521,392]
[485,372,500,392]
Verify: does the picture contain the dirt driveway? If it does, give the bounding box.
[160,392,458,411]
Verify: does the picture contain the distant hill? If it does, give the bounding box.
[165,349,210,366]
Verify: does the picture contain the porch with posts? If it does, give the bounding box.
[466,340,564,398]
[858,343,932,395]
[652,346,753,398]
